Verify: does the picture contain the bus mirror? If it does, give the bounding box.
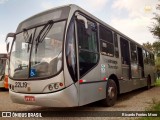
[5,33,15,41]
[76,14,88,29]
[5,33,15,53]
[7,43,10,53]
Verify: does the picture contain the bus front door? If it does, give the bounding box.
[76,14,104,106]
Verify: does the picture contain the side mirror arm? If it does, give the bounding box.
[75,13,88,29]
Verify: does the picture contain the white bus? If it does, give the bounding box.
[6,4,155,107]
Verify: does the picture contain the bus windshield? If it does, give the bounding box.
[10,21,66,79]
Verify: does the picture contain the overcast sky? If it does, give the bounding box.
[0,0,159,53]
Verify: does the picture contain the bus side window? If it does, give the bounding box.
[120,37,130,65]
[149,53,154,65]
[114,33,119,58]
[146,51,149,64]
[99,25,114,57]
[130,43,137,63]
[143,50,147,64]
[151,54,155,65]
[148,52,151,64]
[143,50,146,63]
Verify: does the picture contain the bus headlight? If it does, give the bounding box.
[48,84,54,91]
[43,82,64,93]
[54,83,59,89]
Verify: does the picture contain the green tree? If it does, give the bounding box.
[152,41,160,55]
[142,41,160,56]
[142,42,153,51]
[156,56,160,70]
[142,41,160,72]
[150,3,160,40]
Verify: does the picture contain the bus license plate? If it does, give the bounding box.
[25,96,35,102]
[15,82,28,88]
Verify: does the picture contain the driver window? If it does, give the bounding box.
[66,19,77,82]
[77,18,99,77]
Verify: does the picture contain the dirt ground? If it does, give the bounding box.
[0,86,160,120]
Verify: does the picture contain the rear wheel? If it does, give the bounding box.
[102,79,117,107]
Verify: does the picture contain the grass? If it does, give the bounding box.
[151,102,160,111]
[138,103,160,120]
[137,81,160,120]
[155,79,160,86]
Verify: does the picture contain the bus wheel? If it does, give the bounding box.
[147,76,151,90]
[102,79,117,107]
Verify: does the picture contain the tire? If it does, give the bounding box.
[147,76,151,90]
[102,79,117,107]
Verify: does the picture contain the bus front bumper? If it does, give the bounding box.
[9,84,78,107]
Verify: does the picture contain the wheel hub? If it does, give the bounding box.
[108,87,115,98]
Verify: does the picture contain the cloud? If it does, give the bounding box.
[41,0,108,12]
[112,0,158,18]
[0,0,8,4]
[85,0,108,9]
[110,16,154,44]
[41,0,72,10]
[0,34,5,41]
[110,0,159,44]
[41,1,54,10]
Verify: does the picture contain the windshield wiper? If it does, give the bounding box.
[23,29,34,52]
[35,20,54,53]
[23,28,29,42]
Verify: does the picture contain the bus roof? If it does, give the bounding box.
[16,4,153,54]
[16,4,71,33]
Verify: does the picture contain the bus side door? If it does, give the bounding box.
[76,14,105,106]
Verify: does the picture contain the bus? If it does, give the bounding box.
[6,4,155,107]
[0,54,7,88]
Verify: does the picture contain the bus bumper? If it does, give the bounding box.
[9,84,78,107]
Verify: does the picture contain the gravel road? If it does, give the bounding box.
[0,86,160,120]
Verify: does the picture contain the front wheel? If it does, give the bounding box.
[102,79,117,107]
